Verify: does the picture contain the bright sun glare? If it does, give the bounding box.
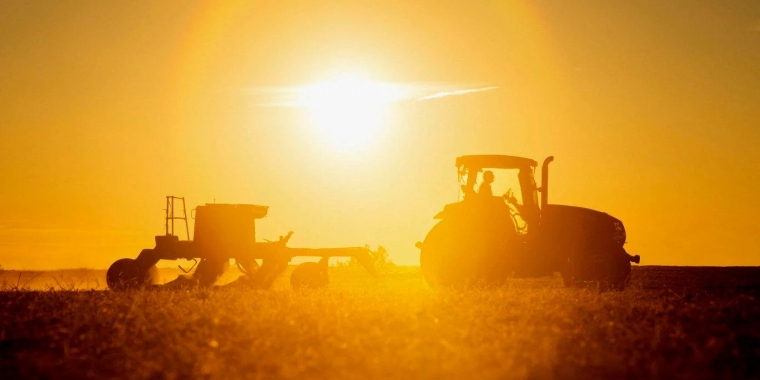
[298,74,402,150]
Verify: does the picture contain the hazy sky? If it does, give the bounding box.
[1,1,759,269]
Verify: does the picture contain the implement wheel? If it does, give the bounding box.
[107,258,159,291]
[290,261,328,289]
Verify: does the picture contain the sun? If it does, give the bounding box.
[298,73,402,150]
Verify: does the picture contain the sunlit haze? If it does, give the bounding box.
[1,1,759,269]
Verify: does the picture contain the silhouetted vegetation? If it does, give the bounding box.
[340,245,394,268]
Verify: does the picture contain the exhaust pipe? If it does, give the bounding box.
[541,156,554,208]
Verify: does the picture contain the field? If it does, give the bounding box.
[1,266,760,379]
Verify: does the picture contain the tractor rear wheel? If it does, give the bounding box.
[290,261,328,289]
[420,218,517,287]
[420,220,477,287]
[107,258,159,291]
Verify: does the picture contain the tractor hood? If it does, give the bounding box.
[541,204,627,247]
[542,204,616,221]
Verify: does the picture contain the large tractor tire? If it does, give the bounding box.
[290,260,328,289]
[601,248,633,291]
[565,247,632,292]
[107,258,159,291]
[560,258,578,288]
[420,217,518,287]
[419,220,477,287]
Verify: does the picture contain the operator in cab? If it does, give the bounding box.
[479,170,521,211]
[478,170,495,197]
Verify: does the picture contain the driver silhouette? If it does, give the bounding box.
[479,170,494,197]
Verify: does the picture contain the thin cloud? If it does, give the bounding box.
[247,83,498,107]
[417,86,499,100]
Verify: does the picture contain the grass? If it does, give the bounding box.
[1,266,759,379]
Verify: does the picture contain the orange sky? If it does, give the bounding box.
[1,1,759,269]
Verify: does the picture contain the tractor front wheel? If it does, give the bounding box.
[607,251,632,291]
[597,248,632,292]
[107,258,159,291]
[290,261,328,289]
[560,258,577,287]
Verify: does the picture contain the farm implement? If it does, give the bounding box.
[106,196,377,291]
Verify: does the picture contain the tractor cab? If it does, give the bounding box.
[438,155,544,234]
[457,155,538,201]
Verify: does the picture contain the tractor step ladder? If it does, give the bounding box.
[165,196,190,240]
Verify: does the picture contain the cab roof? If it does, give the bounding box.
[456,155,537,170]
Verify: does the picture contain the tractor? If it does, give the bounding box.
[417,155,640,290]
[106,196,377,291]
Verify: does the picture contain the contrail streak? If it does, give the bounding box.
[248,83,498,107]
[417,86,499,100]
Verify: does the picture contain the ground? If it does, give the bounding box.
[1,266,759,379]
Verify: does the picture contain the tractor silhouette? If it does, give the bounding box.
[417,155,640,291]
